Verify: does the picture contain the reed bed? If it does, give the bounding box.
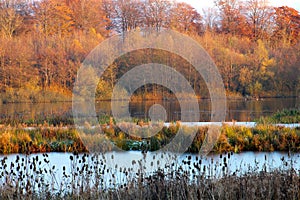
[0,125,87,154]
[0,123,299,154]
[0,152,299,199]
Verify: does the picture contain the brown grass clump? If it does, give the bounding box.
[0,125,88,154]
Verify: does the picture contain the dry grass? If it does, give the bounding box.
[0,152,299,199]
[0,125,87,154]
[0,123,299,154]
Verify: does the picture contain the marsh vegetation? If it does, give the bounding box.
[0,151,300,199]
[0,108,298,199]
[0,122,299,154]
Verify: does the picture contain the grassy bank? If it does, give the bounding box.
[0,126,87,154]
[106,123,300,153]
[257,109,300,124]
[0,123,299,154]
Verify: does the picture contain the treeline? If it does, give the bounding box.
[0,0,300,102]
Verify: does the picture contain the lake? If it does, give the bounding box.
[0,97,298,122]
[0,151,299,190]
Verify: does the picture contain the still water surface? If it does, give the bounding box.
[0,98,298,122]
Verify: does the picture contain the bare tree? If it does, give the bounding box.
[105,0,143,33]
[143,0,172,31]
[0,1,23,38]
[244,0,274,40]
[33,0,73,36]
[202,7,219,32]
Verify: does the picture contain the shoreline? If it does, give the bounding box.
[0,121,298,131]
[1,95,298,104]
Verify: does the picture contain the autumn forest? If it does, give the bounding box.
[0,0,300,102]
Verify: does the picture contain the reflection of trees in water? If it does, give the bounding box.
[0,102,73,121]
[0,98,298,122]
[227,98,297,122]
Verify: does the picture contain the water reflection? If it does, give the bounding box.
[0,98,298,122]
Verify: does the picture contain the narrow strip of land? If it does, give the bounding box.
[164,122,300,128]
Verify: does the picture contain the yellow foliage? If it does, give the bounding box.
[0,131,11,145]
[262,58,276,68]
[73,39,83,51]
[16,132,31,143]
[23,78,41,92]
[0,131,12,153]
[256,39,276,68]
